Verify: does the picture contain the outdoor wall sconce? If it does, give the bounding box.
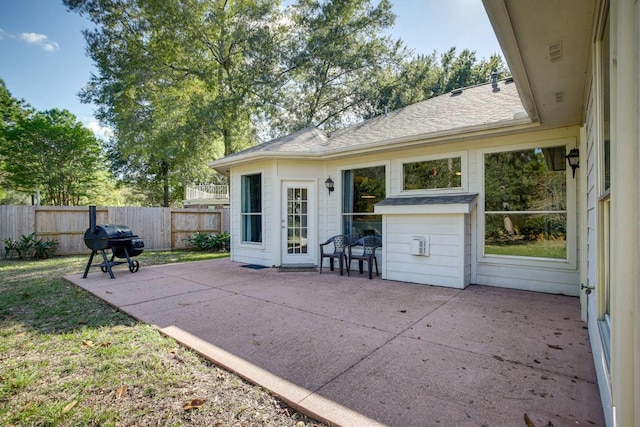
[324,177,335,194]
[566,148,580,178]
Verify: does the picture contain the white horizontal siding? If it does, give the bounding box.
[476,262,579,295]
[383,214,468,289]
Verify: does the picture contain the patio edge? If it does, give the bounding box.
[160,325,385,427]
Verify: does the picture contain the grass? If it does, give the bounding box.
[0,251,323,427]
[485,239,567,259]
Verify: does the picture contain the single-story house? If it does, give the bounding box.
[210,1,639,425]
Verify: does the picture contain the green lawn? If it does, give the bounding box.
[485,239,567,259]
[0,251,322,427]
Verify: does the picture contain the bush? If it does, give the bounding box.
[184,232,230,252]
[3,233,59,259]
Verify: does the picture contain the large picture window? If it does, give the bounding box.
[484,147,567,259]
[342,166,385,239]
[403,157,462,190]
[241,173,262,243]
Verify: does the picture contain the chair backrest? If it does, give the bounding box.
[332,235,350,253]
[355,236,382,255]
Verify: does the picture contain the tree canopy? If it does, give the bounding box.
[64,0,509,207]
[0,108,107,206]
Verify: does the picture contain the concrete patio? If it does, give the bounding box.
[65,258,604,427]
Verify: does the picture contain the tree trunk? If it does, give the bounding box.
[161,160,170,207]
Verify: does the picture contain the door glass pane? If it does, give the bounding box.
[287,187,307,254]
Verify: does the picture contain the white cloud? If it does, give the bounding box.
[19,32,59,52]
[86,120,114,140]
[0,28,16,40]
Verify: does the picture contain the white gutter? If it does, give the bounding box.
[209,116,538,173]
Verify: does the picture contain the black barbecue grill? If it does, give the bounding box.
[82,206,144,279]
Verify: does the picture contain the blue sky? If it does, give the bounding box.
[0,0,502,138]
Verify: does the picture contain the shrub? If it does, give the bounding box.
[184,232,230,252]
[3,233,59,259]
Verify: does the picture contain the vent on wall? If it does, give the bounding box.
[411,235,430,256]
[554,91,565,104]
[548,41,563,63]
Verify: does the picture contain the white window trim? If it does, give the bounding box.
[396,151,468,195]
[477,137,578,270]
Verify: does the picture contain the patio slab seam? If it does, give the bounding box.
[119,287,238,309]
[304,289,466,396]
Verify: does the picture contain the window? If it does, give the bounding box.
[484,146,567,259]
[342,166,385,238]
[241,173,262,243]
[597,13,611,367]
[601,15,611,193]
[403,157,462,190]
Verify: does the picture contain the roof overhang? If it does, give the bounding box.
[482,0,597,128]
[375,193,479,215]
[209,117,537,175]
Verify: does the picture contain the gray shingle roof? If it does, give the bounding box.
[211,79,529,168]
[376,193,479,206]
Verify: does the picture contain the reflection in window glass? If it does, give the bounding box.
[342,166,385,238]
[241,174,262,243]
[601,16,611,192]
[484,147,567,259]
[404,157,462,190]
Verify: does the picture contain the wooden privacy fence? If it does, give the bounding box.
[0,205,230,255]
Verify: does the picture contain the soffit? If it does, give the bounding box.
[483,0,596,127]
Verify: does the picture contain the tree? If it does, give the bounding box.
[0,78,33,202]
[65,0,287,206]
[0,109,105,206]
[268,0,404,135]
[363,48,509,117]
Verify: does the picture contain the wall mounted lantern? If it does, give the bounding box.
[566,148,580,178]
[324,177,335,194]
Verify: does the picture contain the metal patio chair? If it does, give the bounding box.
[347,236,382,280]
[319,235,351,275]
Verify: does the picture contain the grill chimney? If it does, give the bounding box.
[89,206,97,233]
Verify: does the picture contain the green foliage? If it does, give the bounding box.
[270,0,402,133]
[0,109,107,205]
[3,233,59,259]
[63,0,512,208]
[65,0,285,206]
[362,49,509,119]
[184,231,230,252]
[521,215,566,241]
[404,157,462,190]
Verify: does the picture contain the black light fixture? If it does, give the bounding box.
[566,148,580,178]
[324,177,335,194]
